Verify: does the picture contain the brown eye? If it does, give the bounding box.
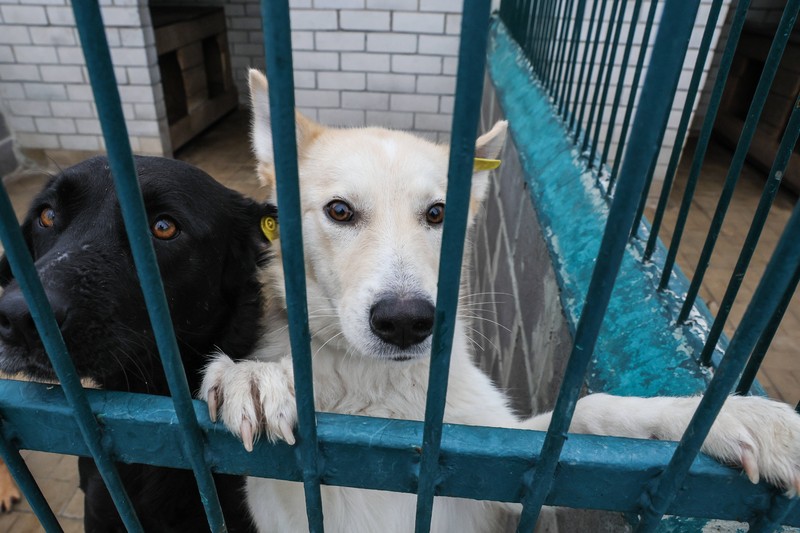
[325,200,355,223]
[426,203,445,225]
[151,216,179,240]
[39,206,55,228]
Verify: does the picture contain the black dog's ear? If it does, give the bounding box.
[0,218,34,287]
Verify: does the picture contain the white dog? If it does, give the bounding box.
[200,69,800,532]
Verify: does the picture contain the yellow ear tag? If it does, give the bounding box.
[473,158,502,172]
[260,216,279,242]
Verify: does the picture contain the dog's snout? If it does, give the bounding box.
[0,289,68,348]
[369,297,435,349]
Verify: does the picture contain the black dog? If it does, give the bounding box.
[0,156,270,532]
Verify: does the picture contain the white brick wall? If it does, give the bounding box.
[224,1,463,139]
[0,0,169,156]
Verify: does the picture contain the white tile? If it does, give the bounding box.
[35,117,76,134]
[415,112,451,131]
[417,75,455,94]
[445,14,461,34]
[419,35,459,55]
[28,26,75,46]
[7,99,51,117]
[419,0,461,13]
[318,108,365,126]
[314,0,364,7]
[316,31,365,51]
[318,71,366,90]
[367,72,415,92]
[390,93,439,112]
[392,54,440,74]
[290,10,338,30]
[340,10,390,31]
[366,32,416,53]
[393,12,444,34]
[341,52,390,72]
[294,70,316,89]
[24,82,67,100]
[295,89,340,108]
[99,6,141,27]
[1,5,47,25]
[13,45,58,64]
[294,51,339,70]
[45,6,74,26]
[366,0,417,10]
[292,31,314,50]
[41,65,84,83]
[0,25,30,45]
[366,110,414,129]
[341,91,389,110]
[0,64,40,81]
[17,132,60,149]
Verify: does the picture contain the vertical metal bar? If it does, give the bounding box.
[736,259,800,394]
[515,1,701,529]
[0,434,62,532]
[635,199,800,533]
[676,0,799,321]
[587,0,628,167]
[0,185,142,532]
[414,1,492,531]
[657,0,752,290]
[568,0,601,133]
[551,0,576,107]
[642,0,725,260]
[574,0,610,141]
[258,1,325,531]
[607,0,659,192]
[542,0,563,88]
[71,2,227,530]
[558,0,589,120]
[600,0,644,169]
[581,0,623,156]
[700,94,800,366]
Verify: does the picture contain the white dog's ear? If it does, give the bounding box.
[470,120,508,209]
[249,69,322,195]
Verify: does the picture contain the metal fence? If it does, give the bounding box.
[0,0,797,532]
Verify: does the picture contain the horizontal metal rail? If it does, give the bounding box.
[0,380,797,526]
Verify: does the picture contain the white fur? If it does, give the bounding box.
[199,69,800,532]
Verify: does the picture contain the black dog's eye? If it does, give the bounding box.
[426,203,445,225]
[325,200,355,223]
[39,206,56,228]
[151,216,179,240]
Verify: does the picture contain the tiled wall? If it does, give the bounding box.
[0,0,169,156]
[222,0,462,143]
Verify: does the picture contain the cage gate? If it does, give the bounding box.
[0,0,798,532]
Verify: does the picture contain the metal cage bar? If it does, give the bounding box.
[71,1,229,530]
[414,1,493,531]
[258,1,325,531]
[573,0,609,139]
[515,1,702,529]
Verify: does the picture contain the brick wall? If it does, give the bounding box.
[0,0,169,157]
[220,0,462,143]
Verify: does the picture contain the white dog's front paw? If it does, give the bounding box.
[703,395,800,494]
[200,354,297,450]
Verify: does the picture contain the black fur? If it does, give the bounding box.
[0,156,270,532]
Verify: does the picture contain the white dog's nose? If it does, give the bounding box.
[369,297,435,349]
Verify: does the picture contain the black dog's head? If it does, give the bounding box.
[0,156,272,394]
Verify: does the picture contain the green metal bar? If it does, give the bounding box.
[607,0,659,192]
[749,496,799,533]
[635,197,800,533]
[736,262,800,394]
[587,0,628,167]
[581,0,623,156]
[568,0,601,132]
[700,94,800,367]
[643,0,725,260]
[515,1,702,529]
[676,0,799,322]
[258,1,325,531]
[414,1,492,531]
[531,0,547,74]
[2,380,798,523]
[573,0,610,140]
[542,0,563,88]
[558,0,589,119]
[657,0,752,290]
[599,0,644,169]
[0,173,143,531]
[551,0,576,108]
[0,431,62,532]
[71,2,228,530]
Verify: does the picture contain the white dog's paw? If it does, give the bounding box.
[200,354,297,450]
[702,395,800,494]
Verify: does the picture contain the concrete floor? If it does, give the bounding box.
[0,109,796,531]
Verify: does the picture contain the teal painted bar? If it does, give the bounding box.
[642,0,725,260]
[414,1,492,531]
[0,380,797,525]
[599,0,644,169]
[0,430,62,532]
[557,0,588,119]
[657,0,752,291]
[507,0,703,525]
[702,93,800,368]
[568,0,600,132]
[573,0,608,138]
[258,1,325,531]
[550,0,575,106]
[0,169,142,531]
[71,1,227,530]
[607,0,659,191]
[676,0,799,323]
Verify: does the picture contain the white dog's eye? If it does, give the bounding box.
[425,203,445,225]
[324,200,355,223]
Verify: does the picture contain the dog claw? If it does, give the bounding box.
[740,444,759,484]
[241,420,254,452]
[279,418,295,445]
[208,387,218,423]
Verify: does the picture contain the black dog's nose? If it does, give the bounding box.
[0,289,68,348]
[369,297,435,349]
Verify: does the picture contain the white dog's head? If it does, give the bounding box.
[249,69,506,362]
